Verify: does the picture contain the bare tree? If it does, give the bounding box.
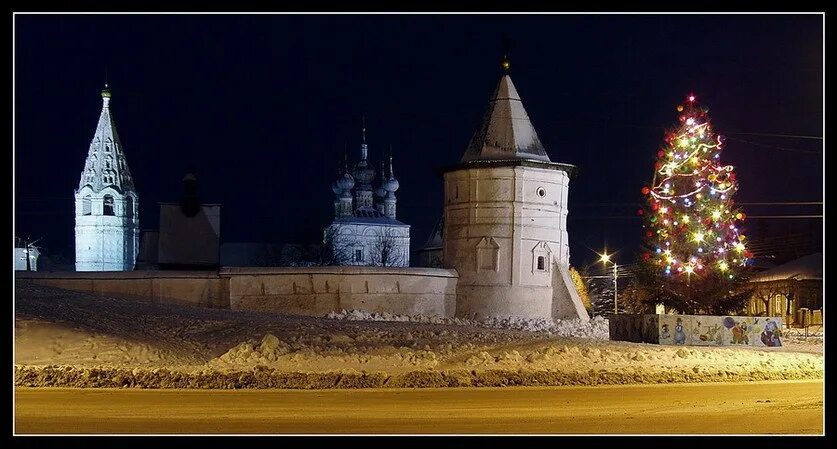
[318,224,357,266]
[369,226,406,267]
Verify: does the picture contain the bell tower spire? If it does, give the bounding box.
[74,84,140,271]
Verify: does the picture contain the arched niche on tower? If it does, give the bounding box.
[475,237,500,272]
[531,241,553,274]
[81,196,92,216]
[123,191,139,219]
[103,195,116,216]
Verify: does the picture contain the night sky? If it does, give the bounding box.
[14,14,823,270]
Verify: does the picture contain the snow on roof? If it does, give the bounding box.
[460,75,551,163]
[749,253,823,283]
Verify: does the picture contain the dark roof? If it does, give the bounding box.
[749,253,823,283]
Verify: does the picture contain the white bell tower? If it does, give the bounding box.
[74,85,139,271]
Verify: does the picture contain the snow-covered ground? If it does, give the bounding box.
[325,309,610,338]
[14,281,823,389]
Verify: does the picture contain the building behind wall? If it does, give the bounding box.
[416,215,444,268]
[74,85,139,272]
[747,253,823,327]
[325,122,410,267]
[14,247,40,271]
[441,58,588,321]
[156,174,221,270]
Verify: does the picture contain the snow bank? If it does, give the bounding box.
[15,360,823,390]
[324,309,610,339]
[14,281,823,389]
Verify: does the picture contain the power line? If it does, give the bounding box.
[724,131,823,140]
[724,136,823,155]
[746,215,823,219]
[573,201,822,207]
[568,215,822,220]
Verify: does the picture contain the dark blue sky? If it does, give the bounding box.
[14,14,823,269]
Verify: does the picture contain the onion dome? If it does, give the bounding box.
[383,177,400,193]
[338,172,355,191]
[383,155,399,192]
[352,116,376,186]
[352,160,375,186]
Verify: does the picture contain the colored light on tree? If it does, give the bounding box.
[641,94,748,279]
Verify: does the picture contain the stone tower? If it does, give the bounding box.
[442,59,589,320]
[74,85,140,271]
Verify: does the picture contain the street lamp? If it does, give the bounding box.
[598,251,619,315]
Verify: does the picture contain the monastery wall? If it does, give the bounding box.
[18,267,458,318]
[18,270,228,308]
[223,266,457,317]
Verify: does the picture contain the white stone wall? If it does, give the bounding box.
[443,165,577,320]
[20,270,227,308]
[327,222,410,267]
[223,266,457,317]
[75,186,139,271]
[18,267,458,317]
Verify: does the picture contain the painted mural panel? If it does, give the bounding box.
[641,314,659,344]
[690,315,724,346]
[748,316,784,347]
[612,314,783,347]
[721,316,752,346]
[658,314,691,346]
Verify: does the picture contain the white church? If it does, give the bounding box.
[325,123,410,267]
[74,85,139,271]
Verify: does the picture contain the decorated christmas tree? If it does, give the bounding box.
[636,94,752,314]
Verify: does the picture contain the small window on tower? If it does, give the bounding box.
[537,256,545,271]
[125,196,134,218]
[354,249,363,263]
[103,195,115,216]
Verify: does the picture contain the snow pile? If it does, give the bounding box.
[325,309,610,339]
[214,334,292,365]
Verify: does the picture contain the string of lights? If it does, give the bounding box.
[640,95,749,279]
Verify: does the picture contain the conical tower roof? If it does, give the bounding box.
[460,74,550,163]
[77,85,136,193]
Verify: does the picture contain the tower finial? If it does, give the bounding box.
[501,54,510,73]
[501,35,511,73]
[359,115,369,161]
[388,144,394,177]
[101,82,112,106]
[343,143,348,171]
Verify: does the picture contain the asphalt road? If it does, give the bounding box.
[14,380,823,434]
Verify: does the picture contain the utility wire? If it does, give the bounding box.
[724,136,823,155]
[724,131,823,140]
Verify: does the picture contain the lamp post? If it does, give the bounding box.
[599,251,618,315]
